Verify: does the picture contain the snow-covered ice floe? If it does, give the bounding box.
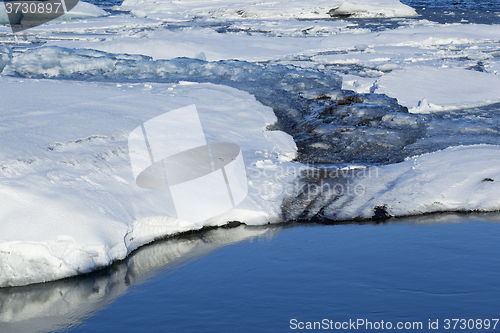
[117,0,417,21]
[328,0,417,19]
[54,1,109,20]
[1,72,499,287]
[0,77,297,287]
[283,145,500,221]
[377,66,500,112]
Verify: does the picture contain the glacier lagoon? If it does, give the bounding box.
[1,0,500,331]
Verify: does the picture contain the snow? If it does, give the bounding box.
[342,74,378,93]
[0,77,296,287]
[376,66,500,112]
[76,28,326,62]
[54,1,109,20]
[117,0,417,20]
[1,69,500,288]
[283,145,500,221]
[324,145,500,220]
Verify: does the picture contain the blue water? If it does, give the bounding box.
[71,218,500,333]
[2,215,499,333]
[401,0,500,10]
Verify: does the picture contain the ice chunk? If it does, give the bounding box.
[0,45,12,73]
[119,0,346,20]
[342,74,377,93]
[57,1,109,20]
[0,225,275,332]
[2,46,341,92]
[0,7,9,25]
[376,66,500,112]
[86,27,326,62]
[328,0,417,18]
[0,77,296,287]
[283,145,500,221]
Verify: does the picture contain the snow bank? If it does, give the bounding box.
[117,0,417,20]
[284,145,500,221]
[376,66,500,112]
[332,145,500,219]
[329,0,417,18]
[2,74,498,289]
[0,77,296,287]
[77,21,500,65]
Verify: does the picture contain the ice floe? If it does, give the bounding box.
[284,145,500,221]
[376,66,500,112]
[117,0,417,21]
[329,0,417,19]
[0,77,296,287]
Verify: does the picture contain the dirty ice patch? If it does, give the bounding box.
[283,145,500,221]
[323,145,500,220]
[376,66,500,113]
[0,78,297,287]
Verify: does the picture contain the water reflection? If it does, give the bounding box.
[382,212,500,225]
[0,224,279,333]
[1,213,499,333]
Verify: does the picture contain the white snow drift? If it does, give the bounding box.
[323,145,500,220]
[377,66,500,112]
[0,78,296,287]
[117,0,417,20]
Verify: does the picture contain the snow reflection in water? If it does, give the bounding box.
[0,225,278,333]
